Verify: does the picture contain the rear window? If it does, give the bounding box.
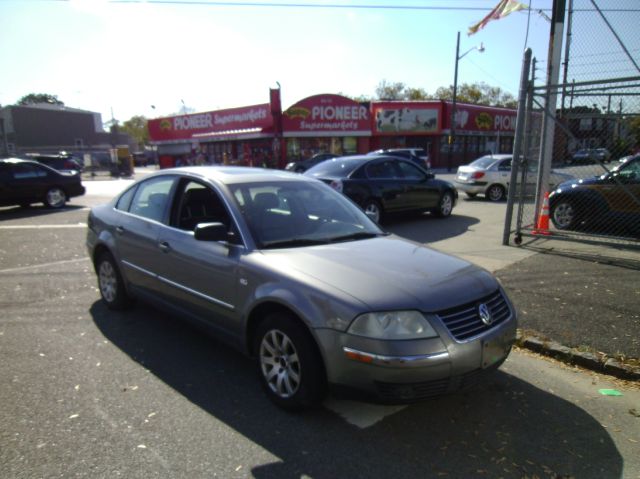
[305,158,367,178]
[470,156,502,169]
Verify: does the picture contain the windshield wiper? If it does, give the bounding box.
[329,232,387,243]
[261,238,330,249]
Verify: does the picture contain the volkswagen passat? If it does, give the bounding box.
[87,167,516,410]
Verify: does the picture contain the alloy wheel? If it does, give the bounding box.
[259,329,301,399]
[98,260,118,303]
[364,202,381,223]
[552,202,575,229]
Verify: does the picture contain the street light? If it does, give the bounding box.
[448,31,485,171]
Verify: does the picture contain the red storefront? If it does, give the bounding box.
[282,94,371,161]
[148,93,516,170]
[370,100,517,169]
[148,102,277,168]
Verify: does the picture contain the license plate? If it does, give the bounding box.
[482,336,510,369]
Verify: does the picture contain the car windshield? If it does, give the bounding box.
[228,180,384,249]
[305,157,367,178]
[469,156,500,169]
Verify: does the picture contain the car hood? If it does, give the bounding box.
[258,236,498,312]
[555,175,601,190]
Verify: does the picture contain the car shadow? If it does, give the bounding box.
[91,302,623,479]
[384,213,480,244]
[0,204,85,220]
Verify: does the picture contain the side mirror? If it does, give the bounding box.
[424,172,435,180]
[194,222,230,242]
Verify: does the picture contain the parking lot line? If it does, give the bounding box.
[0,257,89,274]
[0,223,87,229]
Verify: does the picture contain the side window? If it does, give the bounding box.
[12,164,48,179]
[498,160,512,171]
[396,161,425,180]
[366,160,397,179]
[115,185,137,212]
[129,177,175,223]
[175,180,232,231]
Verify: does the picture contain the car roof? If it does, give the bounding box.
[151,166,321,185]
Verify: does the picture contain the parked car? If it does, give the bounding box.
[455,154,574,202]
[87,166,516,409]
[0,158,85,208]
[368,148,431,170]
[26,153,84,173]
[304,154,456,223]
[549,156,640,236]
[284,153,339,173]
[568,148,611,165]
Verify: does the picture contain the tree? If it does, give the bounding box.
[16,93,64,106]
[375,80,407,100]
[433,82,516,108]
[120,115,149,148]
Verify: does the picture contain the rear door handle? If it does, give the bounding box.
[158,241,171,253]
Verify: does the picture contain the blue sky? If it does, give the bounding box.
[0,0,560,124]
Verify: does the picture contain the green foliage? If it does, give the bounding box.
[120,115,149,147]
[374,80,516,107]
[16,93,64,106]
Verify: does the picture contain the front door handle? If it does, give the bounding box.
[116,226,125,235]
[158,241,171,253]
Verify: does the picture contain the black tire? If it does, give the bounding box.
[362,199,383,224]
[434,191,454,218]
[550,199,578,230]
[254,313,326,411]
[465,192,477,199]
[486,184,506,202]
[44,187,67,208]
[95,252,133,310]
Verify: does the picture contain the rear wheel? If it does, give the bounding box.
[96,252,132,310]
[44,187,66,208]
[363,199,383,223]
[486,184,506,202]
[255,313,326,410]
[434,191,454,218]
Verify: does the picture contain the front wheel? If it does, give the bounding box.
[434,191,454,218]
[550,199,578,230]
[255,313,326,411]
[96,252,133,310]
[44,187,66,208]
[486,184,506,202]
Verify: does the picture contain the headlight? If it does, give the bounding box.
[348,311,438,340]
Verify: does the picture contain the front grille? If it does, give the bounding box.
[436,290,511,341]
[375,377,450,401]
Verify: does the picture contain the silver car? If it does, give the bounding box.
[87,167,517,410]
[455,154,574,201]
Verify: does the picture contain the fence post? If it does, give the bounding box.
[503,48,533,246]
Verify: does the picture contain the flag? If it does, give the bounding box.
[468,0,528,36]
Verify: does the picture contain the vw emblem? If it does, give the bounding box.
[478,303,493,325]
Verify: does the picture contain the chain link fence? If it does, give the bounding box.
[505,1,640,247]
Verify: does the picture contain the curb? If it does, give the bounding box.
[515,330,640,381]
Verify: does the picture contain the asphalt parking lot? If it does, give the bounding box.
[1,173,639,478]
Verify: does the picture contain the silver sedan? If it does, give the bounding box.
[87,167,517,410]
[455,154,574,201]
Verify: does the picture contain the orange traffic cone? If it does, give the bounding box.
[533,192,552,236]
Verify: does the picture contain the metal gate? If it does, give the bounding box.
[504,50,640,248]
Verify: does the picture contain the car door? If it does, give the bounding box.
[154,178,242,337]
[4,163,51,204]
[394,159,440,209]
[364,159,406,212]
[114,175,177,296]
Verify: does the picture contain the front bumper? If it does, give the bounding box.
[315,304,517,402]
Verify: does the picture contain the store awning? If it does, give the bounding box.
[193,128,273,142]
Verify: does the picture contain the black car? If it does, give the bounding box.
[368,148,431,170]
[285,153,339,173]
[0,158,86,208]
[26,153,84,173]
[549,156,640,236]
[304,154,456,223]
